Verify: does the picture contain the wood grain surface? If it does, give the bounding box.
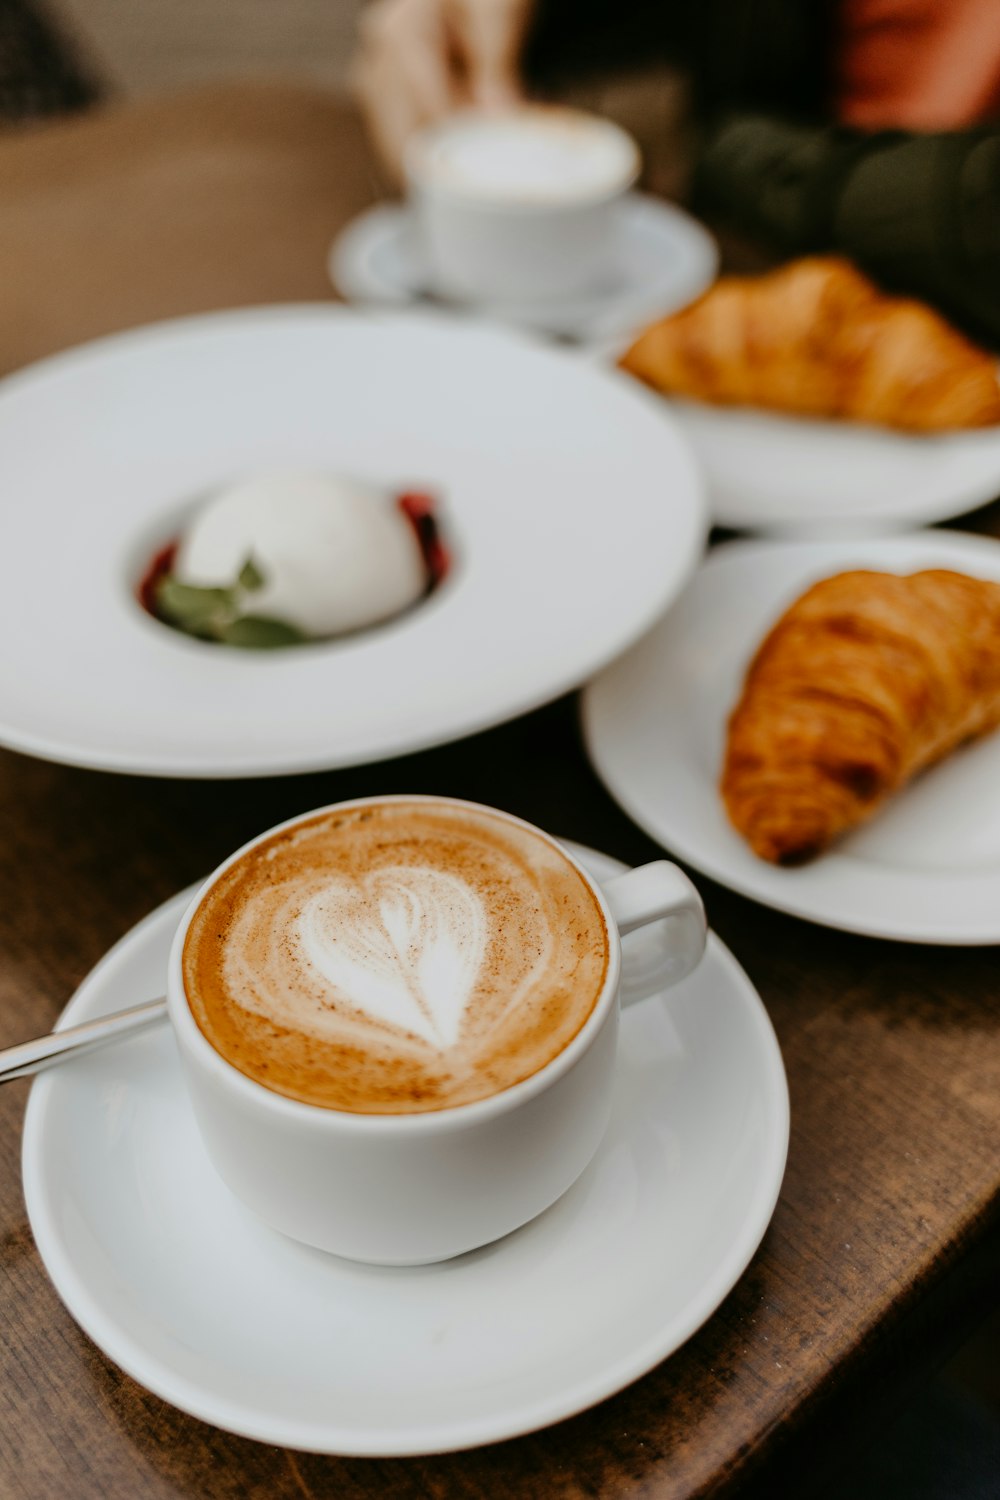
[1,85,1000,1500]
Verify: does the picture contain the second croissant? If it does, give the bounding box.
[620,258,1000,432]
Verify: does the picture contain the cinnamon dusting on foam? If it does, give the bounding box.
[182,802,609,1114]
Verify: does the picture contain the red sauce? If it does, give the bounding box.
[398,491,450,589]
[137,539,178,616]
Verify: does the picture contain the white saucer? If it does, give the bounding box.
[22,842,788,1455]
[659,396,1000,535]
[0,306,705,777]
[329,195,719,347]
[583,531,1000,943]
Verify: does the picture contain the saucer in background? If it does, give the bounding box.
[22,843,788,1454]
[329,194,718,347]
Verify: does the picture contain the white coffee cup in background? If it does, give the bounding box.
[405,106,641,305]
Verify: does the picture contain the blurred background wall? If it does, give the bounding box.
[52,0,363,95]
[43,0,687,197]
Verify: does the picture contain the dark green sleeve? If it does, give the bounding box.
[694,114,1000,347]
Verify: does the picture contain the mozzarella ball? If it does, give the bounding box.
[174,471,427,638]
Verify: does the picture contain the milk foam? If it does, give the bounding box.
[414,109,638,204]
[183,801,609,1114]
[297,867,490,1049]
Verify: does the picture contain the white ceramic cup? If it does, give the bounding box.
[167,796,705,1265]
[405,106,640,305]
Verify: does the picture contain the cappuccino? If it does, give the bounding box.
[182,799,609,1114]
[411,108,639,206]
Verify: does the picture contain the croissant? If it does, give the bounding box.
[620,257,1000,431]
[721,569,1000,864]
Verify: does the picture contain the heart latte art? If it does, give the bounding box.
[298,867,495,1049]
[183,801,609,1113]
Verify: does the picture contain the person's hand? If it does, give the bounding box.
[354,0,536,182]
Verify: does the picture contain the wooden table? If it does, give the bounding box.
[2,83,1000,1500]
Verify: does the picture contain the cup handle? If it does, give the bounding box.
[602,861,707,1008]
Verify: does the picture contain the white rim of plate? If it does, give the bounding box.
[658,394,1000,537]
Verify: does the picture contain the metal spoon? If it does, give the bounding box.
[0,999,168,1084]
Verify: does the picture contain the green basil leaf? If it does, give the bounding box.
[216,615,307,649]
[156,577,235,631]
[238,556,266,593]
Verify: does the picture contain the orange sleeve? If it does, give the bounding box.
[836,0,1000,129]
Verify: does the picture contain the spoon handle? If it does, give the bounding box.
[0,998,168,1084]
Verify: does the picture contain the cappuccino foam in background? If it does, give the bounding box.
[183,801,609,1114]
[412,109,638,205]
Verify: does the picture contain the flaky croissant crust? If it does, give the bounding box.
[721,569,1000,864]
[620,257,1000,431]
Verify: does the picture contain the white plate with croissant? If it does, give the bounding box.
[617,258,1000,535]
[582,529,1000,944]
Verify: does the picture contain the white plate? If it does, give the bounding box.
[0,306,705,777]
[583,531,1000,944]
[22,842,788,1456]
[660,396,1000,535]
[329,195,718,347]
